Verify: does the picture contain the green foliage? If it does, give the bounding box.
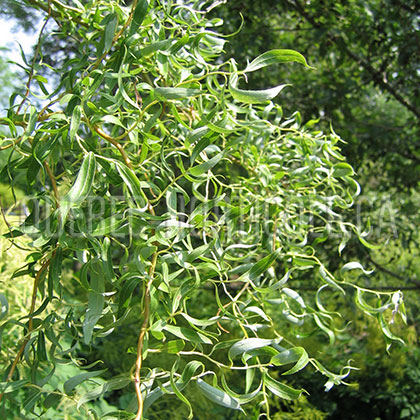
[0,1,406,419]
[215,0,420,188]
[215,5,420,402]
[288,317,420,420]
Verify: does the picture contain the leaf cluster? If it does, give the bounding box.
[0,1,407,419]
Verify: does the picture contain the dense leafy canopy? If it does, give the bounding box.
[0,1,409,419]
[215,0,420,337]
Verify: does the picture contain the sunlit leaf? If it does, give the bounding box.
[229,80,288,104]
[60,152,96,222]
[69,104,82,143]
[245,49,313,72]
[271,347,309,375]
[263,373,304,400]
[163,325,213,344]
[229,338,279,360]
[154,87,203,100]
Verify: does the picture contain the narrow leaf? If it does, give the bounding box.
[229,338,279,360]
[189,152,222,176]
[196,378,241,410]
[249,252,277,281]
[143,361,203,414]
[229,83,288,104]
[69,104,82,143]
[377,312,405,347]
[163,325,213,344]
[263,373,303,400]
[333,163,355,178]
[190,137,212,164]
[0,379,29,394]
[129,0,149,36]
[63,369,107,395]
[24,106,38,137]
[319,265,345,294]
[154,87,202,100]
[48,247,63,298]
[245,49,313,72]
[104,14,118,51]
[340,262,374,276]
[91,216,123,236]
[0,294,8,321]
[116,161,147,208]
[83,262,105,344]
[170,361,193,419]
[271,347,309,375]
[60,152,96,223]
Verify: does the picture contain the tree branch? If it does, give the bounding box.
[367,255,420,289]
[339,45,420,120]
[287,0,420,121]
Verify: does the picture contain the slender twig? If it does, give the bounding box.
[44,161,60,207]
[88,0,140,73]
[0,259,51,403]
[50,0,83,13]
[0,111,64,151]
[0,197,13,233]
[0,137,23,151]
[216,280,251,333]
[134,251,158,420]
[93,126,132,168]
[133,200,159,420]
[26,0,87,27]
[0,110,63,131]
[17,1,52,115]
[26,0,58,18]
[114,0,139,41]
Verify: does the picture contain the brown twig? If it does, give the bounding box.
[88,0,140,74]
[44,161,60,207]
[134,251,158,420]
[0,259,51,403]
[0,137,23,151]
[133,201,159,420]
[115,0,139,41]
[93,126,132,168]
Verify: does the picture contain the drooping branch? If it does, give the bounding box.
[25,0,88,27]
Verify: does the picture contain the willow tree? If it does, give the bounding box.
[0,1,405,419]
